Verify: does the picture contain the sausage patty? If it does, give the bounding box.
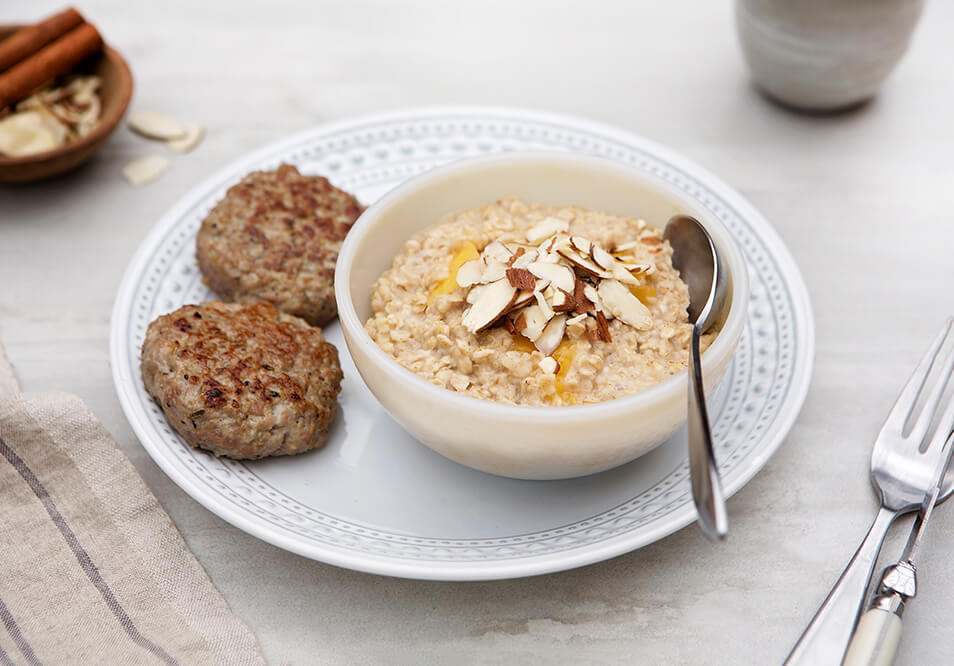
[141,301,343,459]
[195,163,363,326]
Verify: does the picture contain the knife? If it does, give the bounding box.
[842,430,954,666]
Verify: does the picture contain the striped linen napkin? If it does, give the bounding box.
[0,341,265,665]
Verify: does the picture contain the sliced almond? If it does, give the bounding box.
[535,290,554,320]
[481,241,513,265]
[551,289,569,310]
[566,313,588,326]
[590,244,616,271]
[0,110,61,157]
[512,249,535,269]
[456,259,486,288]
[535,247,561,264]
[527,216,570,243]
[534,314,567,356]
[480,260,508,284]
[461,278,517,333]
[583,284,601,308]
[569,236,592,255]
[556,247,610,278]
[518,304,552,341]
[506,246,526,267]
[167,123,204,153]
[506,267,536,291]
[122,155,170,186]
[613,240,640,253]
[526,262,575,293]
[571,279,595,314]
[598,279,653,330]
[509,290,536,311]
[595,311,612,343]
[609,263,642,286]
[466,284,487,305]
[128,110,188,141]
[538,356,559,374]
[619,261,654,276]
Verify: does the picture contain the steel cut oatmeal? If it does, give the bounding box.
[364,197,713,406]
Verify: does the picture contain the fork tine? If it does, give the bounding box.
[882,317,954,435]
[925,364,954,453]
[907,335,954,447]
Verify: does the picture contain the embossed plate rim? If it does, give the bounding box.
[110,106,814,579]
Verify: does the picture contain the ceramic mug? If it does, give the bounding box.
[736,0,924,111]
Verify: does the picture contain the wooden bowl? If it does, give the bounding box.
[0,26,133,183]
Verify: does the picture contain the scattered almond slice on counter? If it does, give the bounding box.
[128,110,188,140]
[123,154,170,186]
[166,123,203,153]
[123,110,205,185]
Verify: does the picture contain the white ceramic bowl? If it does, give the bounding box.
[334,152,749,480]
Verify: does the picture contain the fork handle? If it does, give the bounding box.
[784,506,897,666]
[842,607,902,666]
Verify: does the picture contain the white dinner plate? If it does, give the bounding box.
[110,106,814,580]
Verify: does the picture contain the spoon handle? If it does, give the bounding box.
[687,323,727,540]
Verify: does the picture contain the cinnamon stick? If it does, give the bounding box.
[0,23,103,110]
[0,7,85,73]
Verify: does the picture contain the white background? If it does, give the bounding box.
[3,1,954,663]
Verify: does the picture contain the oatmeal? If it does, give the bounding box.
[364,197,713,406]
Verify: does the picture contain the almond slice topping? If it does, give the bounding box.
[506,267,536,292]
[556,247,611,278]
[480,260,508,284]
[534,315,567,355]
[481,241,513,265]
[454,225,660,375]
[597,279,653,330]
[509,290,536,311]
[526,216,570,243]
[526,262,575,293]
[535,290,554,320]
[518,304,552,341]
[461,278,517,333]
[590,244,616,271]
[456,259,485,288]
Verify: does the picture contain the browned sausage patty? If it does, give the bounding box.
[195,163,363,326]
[141,301,343,460]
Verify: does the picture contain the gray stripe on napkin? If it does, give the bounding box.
[0,435,178,666]
[0,336,264,665]
[0,595,40,666]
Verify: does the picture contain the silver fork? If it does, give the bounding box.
[785,317,954,665]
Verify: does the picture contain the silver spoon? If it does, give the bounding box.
[664,215,729,541]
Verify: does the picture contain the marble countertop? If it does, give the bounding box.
[4,1,954,663]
